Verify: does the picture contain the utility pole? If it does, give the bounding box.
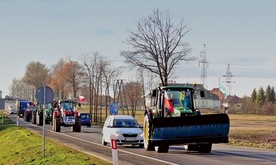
[222,64,235,95]
[199,44,209,89]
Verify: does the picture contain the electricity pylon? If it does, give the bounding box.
[222,64,235,95]
[198,44,209,89]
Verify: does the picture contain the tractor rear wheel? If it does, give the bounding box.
[198,143,212,153]
[143,114,155,151]
[155,145,169,153]
[31,112,36,124]
[52,116,55,131]
[54,117,61,132]
[184,143,212,153]
[37,112,43,126]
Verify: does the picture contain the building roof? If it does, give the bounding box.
[225,95,243,103]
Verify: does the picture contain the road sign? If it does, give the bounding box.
[0,98,4,109]
[35,86,54,104]
[110,102,118,115]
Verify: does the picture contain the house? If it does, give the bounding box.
[194,85,220,109]
[222,95,244,113]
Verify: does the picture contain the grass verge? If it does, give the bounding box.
[0,112,111,165]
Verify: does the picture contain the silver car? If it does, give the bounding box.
[102,115,144,148]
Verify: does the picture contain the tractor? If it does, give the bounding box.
[52,100,81,132]
[143,84,230,153]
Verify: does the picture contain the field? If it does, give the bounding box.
[228,114,276,149]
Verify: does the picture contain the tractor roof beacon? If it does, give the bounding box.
[143,84,230,153]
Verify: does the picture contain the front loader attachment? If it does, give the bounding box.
[150,114,230,146]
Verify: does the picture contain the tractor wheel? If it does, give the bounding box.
[73,117,81,132]
[26,114,30,122]
[24,114,27,121]
[143,114,155,151]
[37,112,43,126]
[155,145,169,153]
[52,117,55,131]
[198,143,212,153]
[31,112,36,124]
[184,144,198,151]
[54,117,61,132]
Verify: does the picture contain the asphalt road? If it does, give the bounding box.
[6,114,276,165]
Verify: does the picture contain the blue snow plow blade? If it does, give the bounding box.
[150,114,230,145]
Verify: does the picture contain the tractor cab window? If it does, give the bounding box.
[166,90,181,108]
[61,102,74,111]
[166,89,193,109]
[180,90,192,109]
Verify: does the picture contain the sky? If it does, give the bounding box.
[1,0,276,98]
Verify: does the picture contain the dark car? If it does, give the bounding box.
[79,113,91,127]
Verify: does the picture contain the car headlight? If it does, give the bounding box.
[114,132,123,137]
[138,132,144,137]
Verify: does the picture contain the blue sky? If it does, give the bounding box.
[1,0,276,98]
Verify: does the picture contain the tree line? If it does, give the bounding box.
[243,85,276,115]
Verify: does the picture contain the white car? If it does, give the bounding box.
[102,115,144,148]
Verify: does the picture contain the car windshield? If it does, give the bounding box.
[81,114,90,118]
[113,119,139,128]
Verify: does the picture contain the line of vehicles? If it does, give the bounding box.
[10,83,230,154]
[12,100,92,131]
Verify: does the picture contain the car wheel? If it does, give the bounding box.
[102,136,107,146]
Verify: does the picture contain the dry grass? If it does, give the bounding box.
[228,114,276,149]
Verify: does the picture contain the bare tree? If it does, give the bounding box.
[121,9,195,86]
[102,61,122,119]
[79,52,121,122]
[61,60,86,99]
[49,58,67,100]
[78,54,96,117]
[22,61,49,100]
[9,78,33,100]
[136,68,147,110]
[124,81,144,117]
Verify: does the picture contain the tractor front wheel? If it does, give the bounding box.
[143,114,154,151]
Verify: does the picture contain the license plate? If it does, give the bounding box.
[125,137,136,141]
